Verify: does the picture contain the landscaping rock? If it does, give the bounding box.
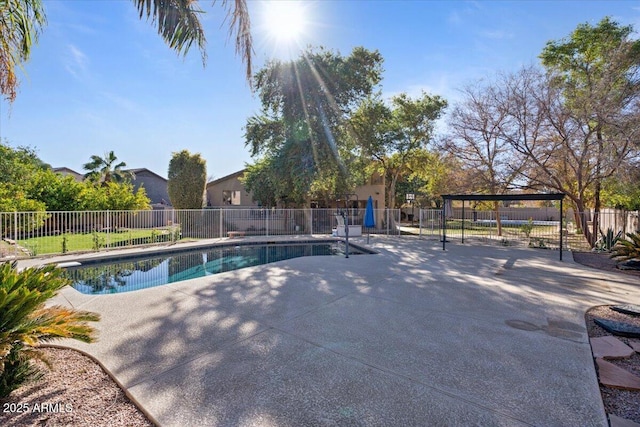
[596,358,640,391]
[618,260,640,271]
[594,318,640,338]
[591,336,635,359]
[611,305,640,317]
[609,414,640,427]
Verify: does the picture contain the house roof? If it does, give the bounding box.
[126,168,167,182]
[52,167,83,176]
[52,167,84,181]
[53,167,167,182]
[207,169,246,187]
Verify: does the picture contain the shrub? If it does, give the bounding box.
[520,218,534,238]
[610,232,640,263]
[594,227,622,252]
[0,262,100,397]
[91,231,105,250]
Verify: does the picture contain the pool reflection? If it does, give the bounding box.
[65,242,365,294]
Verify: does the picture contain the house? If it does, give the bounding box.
[127,168,170,206]
[206,169,385,212]
[52,167,84,182]
[206,170,259,208]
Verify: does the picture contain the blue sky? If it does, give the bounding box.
[1,0,639,180]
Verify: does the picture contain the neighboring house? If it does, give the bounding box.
[332,172,385,212]
[52,167,84,182]
[205,169,386,211]
[206,170,259,208]
[54,166,170,207]
[127,168,170,206]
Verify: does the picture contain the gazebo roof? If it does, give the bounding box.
[442,193,565,202]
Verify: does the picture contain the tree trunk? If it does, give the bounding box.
[573,200,593,247]
[387,173,399,230]
[592,181,601,247]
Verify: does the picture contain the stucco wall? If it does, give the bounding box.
[206,174,260,207]
[132,171,170,205]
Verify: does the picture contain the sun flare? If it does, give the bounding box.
[264,1,307,43]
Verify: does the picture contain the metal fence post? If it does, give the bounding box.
[219,209,224,238]
[386,209,389,235]
[13,211,18,258]
[266,209,269,237]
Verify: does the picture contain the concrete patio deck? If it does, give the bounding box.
[28,236,640,426]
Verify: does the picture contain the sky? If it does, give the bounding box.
[1,0,639,180]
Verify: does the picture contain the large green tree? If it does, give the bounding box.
[244,47,384,207]
[350,92,447,209]
[1,0,252,102]
[0,141,47,215]
[241,157,285,207]
[167,149,206,208]
[539,17,640,245]
[444,80,525,235]
[404,149,464,208]
[0,141,46,186]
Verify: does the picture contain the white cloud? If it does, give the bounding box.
[99,92,144,115]
[448,10,462,26]
[479,29,513,40]
[65,44,89,79]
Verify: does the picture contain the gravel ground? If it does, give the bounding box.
[0,250,637,427]
[574,251,640,424]
[0,347,154,427]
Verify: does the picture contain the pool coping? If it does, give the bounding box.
[61,238,377,267]
[16,235,378,270]
[63,238,378,295]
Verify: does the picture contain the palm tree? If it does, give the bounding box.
[0,0,47,103]
[83,151,134,185]
[1,0,253,102]
[0,261,100,397]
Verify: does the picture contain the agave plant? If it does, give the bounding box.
[0,261,100,397]
[610,232,640,263]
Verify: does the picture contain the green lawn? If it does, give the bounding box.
[443,220,559,237]
[18,228,178,256]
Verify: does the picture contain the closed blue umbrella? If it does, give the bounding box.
[364,196,375,243]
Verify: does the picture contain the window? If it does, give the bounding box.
[222,190,241,205]
[222,190,232,205]
[231,190,241,205]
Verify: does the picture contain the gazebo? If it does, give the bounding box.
[441,193,566,260]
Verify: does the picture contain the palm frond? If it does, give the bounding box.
[133,0,207,63]
[0,0,47,102]
[216,0,253,85]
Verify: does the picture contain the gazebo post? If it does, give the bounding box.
[442,200,446,251]
[559,198,563,261]
[461,200,465,244]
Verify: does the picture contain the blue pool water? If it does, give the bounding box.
[64,241,372,294]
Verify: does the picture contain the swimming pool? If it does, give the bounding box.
[64,241,373,294]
